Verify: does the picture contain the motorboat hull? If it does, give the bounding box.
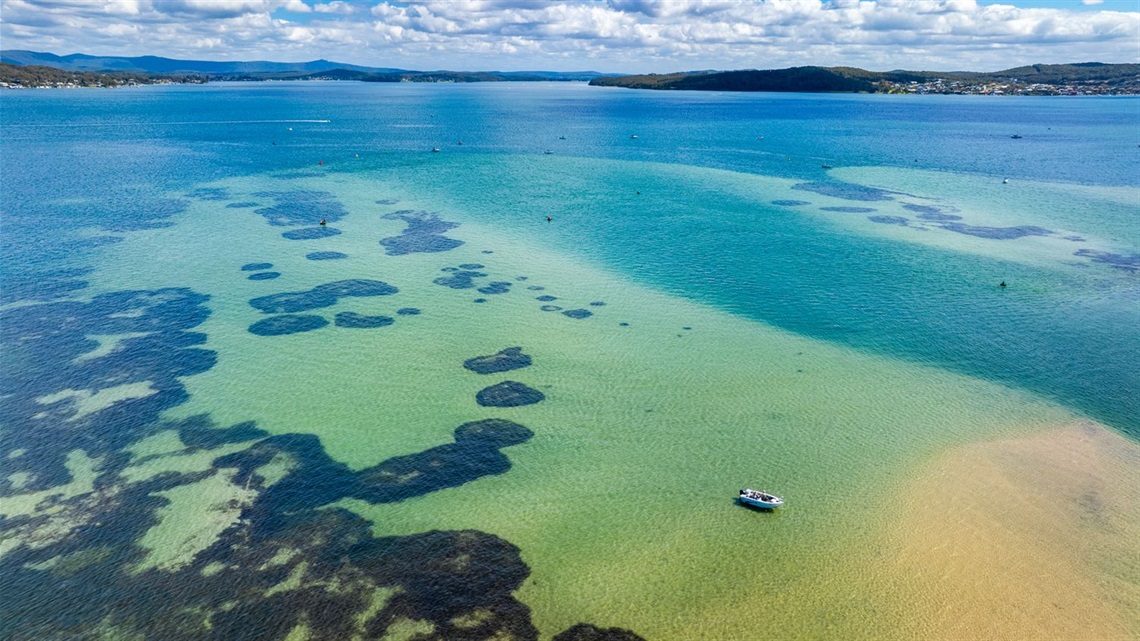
[739,493,783,509]
[740,496,782,509]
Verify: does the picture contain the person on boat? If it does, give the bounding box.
[319,219,327,226]
[547,216,553,223]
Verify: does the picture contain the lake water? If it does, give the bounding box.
[1,82,1137,640]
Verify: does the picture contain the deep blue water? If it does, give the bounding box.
[2,82,1138,435]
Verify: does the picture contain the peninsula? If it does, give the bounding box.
[0,63,204,89]
[589,63,1140,95]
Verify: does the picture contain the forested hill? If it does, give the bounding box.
[0,62,204,88]
[589,63,1140,94]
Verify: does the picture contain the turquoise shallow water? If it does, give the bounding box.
[1,83,1137,640]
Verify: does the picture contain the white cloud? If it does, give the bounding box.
[1082,0,1104,5]
[313,1,352,13]
[0,0,1136,71]
[160,0,275,18]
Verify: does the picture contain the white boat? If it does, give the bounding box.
[739,488,783,509]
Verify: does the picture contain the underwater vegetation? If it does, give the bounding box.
[379,210,464,255]
[0,287,641,639]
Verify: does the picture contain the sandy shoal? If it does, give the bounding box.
[883,421,1140,640]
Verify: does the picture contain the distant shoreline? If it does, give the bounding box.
[4,58,1138,96]
[6,78,1138,96]
[590,64,1140,96]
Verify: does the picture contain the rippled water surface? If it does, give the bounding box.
[1,83,1137,640]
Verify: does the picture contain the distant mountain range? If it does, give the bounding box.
[590,63,1140,94]
[0,50,609,82]
[4,51,1137,94]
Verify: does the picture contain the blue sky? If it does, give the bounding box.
[1,1,1137,72]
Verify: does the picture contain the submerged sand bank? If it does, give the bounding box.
[884,421,1140,640]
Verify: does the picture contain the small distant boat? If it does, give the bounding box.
[739,488,783,509]
[432,147,441,153]
[559,136,566,140]
[821,164,833,169]
[543,150,553,155]
[1010,135,1023,139]
[456,140,463,145]
[1003,178,1009,184]
[630,134,638,139]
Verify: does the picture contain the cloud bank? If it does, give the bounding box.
[1,0,1137,72]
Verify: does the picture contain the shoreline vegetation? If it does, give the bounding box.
[0,63,206,89]
[2,50,1137,94]
[590,63,1140,95]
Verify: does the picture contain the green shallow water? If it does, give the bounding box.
[4,85,1138,641]
[82,166,1092,640]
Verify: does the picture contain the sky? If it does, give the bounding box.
[1,0,1138,73]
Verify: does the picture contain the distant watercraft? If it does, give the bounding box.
[559,136,566,140]
[630,135,638,139]
[432,147,441,153]
[739,488,783,509]
[1010,135,1023,139]
[821,164,833,169]
[543,150,553,155]
[1003,178,1009,184]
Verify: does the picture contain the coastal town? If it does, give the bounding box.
[0,63,204,89]
[877,78,1139,95]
